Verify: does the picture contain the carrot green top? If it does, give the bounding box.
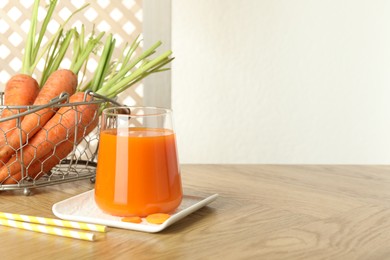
[20,0,173,99]
[21,0,90,85]
[80,35,173,99]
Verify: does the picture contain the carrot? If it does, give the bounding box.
[0,69,78,163]
[4,144,69,184]
[0,0,92,162]
[0,28,104,179]
[121,216,142,224]
[2,75,39,107]
[0,92,99,183]
[0,75,39,149]
[4,109,99,184]
[145,213,171,224]
[3,122,98,184]
[0,0,57,154]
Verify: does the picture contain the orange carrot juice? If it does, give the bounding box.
[94,127,182,217]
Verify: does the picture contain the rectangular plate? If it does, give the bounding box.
[52,189,218,233]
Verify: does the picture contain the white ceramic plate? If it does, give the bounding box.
[52,189,218,233]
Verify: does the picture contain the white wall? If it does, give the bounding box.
[171,0,390,164]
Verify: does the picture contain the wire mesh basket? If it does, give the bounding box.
[0,91,117,195]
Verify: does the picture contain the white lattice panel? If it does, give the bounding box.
[0,0,143,105]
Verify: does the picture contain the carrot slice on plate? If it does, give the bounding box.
[122,216,142,224]
[146,213,171,224]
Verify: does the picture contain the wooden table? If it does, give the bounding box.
[1,165,390,259]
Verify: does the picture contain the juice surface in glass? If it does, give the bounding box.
[94,127,182,217]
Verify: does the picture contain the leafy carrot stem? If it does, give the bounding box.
[40,29,75,86]
[30,3,90,75]
[31,0,59,61]
[70,31,105,74]
[21,0,40,75]
[99,50,173,98]
[90,34,115,92]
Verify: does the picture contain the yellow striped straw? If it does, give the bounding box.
[0,218,95,241]
[0,212,106,232]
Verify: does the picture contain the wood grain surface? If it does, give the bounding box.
[1,165,390,259]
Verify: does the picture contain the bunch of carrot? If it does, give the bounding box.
[0,0,172,184]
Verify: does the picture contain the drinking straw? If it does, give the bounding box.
[0,212,107,232]
[0,218,95,241]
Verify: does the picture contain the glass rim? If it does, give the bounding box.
[102,106,173,117]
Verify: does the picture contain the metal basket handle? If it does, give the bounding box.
[84,90,122,107]
[84,90,131,114]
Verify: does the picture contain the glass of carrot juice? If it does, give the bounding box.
[94,106,183,217]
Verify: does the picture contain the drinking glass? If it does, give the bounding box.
[94,106,183,217]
